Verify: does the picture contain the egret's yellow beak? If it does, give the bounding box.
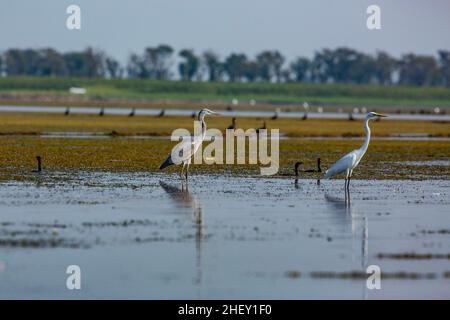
[374,113,388,117]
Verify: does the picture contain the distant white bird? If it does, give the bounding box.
[324,112,388,191]
[160,108,218,180]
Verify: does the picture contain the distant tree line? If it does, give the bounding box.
[1,45,450,87]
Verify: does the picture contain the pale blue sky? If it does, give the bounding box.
[1,0,449,64]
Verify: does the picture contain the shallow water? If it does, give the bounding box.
[0,173,449,299]
[401,160,450,167]
[1,105,449,122]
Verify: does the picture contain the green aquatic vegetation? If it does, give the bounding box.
[0,136,448,181]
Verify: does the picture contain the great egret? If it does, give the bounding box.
[159,108,218,180]
[324,112,388,192]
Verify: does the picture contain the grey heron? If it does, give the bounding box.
[159,108,219,180]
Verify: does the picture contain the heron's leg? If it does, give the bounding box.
[180,163,186,180]
[185,158,191,181]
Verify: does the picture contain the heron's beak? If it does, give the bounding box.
[211,111,221,116]
[375,113,388,117]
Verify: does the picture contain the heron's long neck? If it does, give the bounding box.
[360,118,371,154]
[201,119,206,140]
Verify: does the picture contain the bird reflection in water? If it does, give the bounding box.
[324,192,369,299]
[159,181,204,292]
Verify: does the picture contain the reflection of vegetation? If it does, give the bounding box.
[2,76,450,107]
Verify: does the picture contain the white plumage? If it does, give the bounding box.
[324,112,388,191]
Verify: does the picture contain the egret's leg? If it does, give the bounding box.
[347,169,353,192]
[344,178,348,203]
[346,169,351,191]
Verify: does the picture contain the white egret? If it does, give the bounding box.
[159,108,218,180]
[324,112,388,192]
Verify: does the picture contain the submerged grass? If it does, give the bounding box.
[0,111,448,181]
[0,135,448,181]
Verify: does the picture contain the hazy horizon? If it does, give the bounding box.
[1,0,449,64]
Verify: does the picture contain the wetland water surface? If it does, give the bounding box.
[0,173,449,299]
[1,105,449,121]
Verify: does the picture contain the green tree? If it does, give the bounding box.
[438,50,450,87]
[224,53,248,82]
[374,51,396,85]
[399,54,439,86]
[202,51,223,82]
[178,49,199,81]
[127,53,147,78]
[38,48,68,76]
[255,50,285,82]
[290,57,310,82]
[144,44,174,80]
[105,57,122,78]
[243,60,259,82]
[63,47,106,77]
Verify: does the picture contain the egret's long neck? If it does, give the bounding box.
[360,118,371,154]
